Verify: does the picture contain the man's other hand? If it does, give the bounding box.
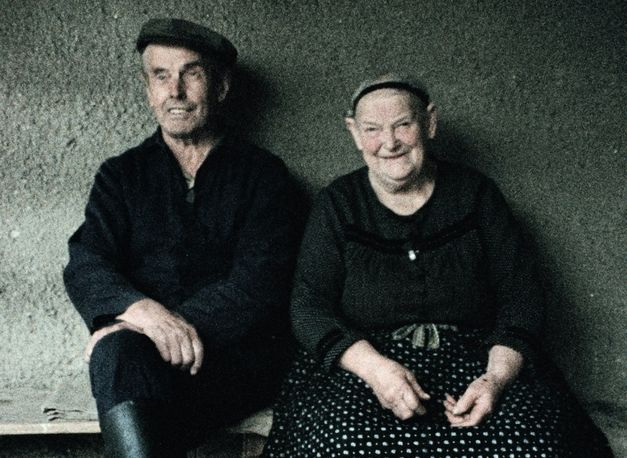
[116,298,205,375]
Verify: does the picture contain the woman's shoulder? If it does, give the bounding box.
[434,159,501,202]
[316,167,369,205]
[307,167,375,229]
[436,159,491,187]
[326,167,368,192]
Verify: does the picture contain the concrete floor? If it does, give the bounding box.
[0,424,624,458]
[1,406,625,458]
[0,433,246,458]
[0,435,103,458]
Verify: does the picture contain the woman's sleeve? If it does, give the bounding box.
[477,179,544,362]
[290,191,366,371]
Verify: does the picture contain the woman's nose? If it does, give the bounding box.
[381,127,399,150]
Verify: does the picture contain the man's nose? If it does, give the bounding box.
[168,77,185,98]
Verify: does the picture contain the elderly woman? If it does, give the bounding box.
[263,75,612,457]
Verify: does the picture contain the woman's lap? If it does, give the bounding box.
[264,330,612,457]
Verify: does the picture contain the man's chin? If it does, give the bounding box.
[162,126,205,141]
[167,131,196,140]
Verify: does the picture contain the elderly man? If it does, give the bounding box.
[64,18,299,457]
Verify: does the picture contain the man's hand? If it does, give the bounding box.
[339,340,430,420]
[443,373,503,427]
[116,298,204,375]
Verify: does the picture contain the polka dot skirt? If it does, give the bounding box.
[263,329,612,457]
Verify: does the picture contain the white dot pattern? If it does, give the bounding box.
[263,329,611,457]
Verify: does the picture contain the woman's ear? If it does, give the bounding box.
[345,116,363,151]
[426,103,437,139]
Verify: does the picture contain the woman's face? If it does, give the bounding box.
[346,89,436,192]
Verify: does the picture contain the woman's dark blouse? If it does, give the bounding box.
[291,160,544,370]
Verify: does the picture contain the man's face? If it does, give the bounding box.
[142,44,227,140]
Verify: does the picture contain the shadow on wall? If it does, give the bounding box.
[223,64,275,144]
[434,120,626,437]
[432,120,572,368]
[429,120,472,166]
[223,64,314,217]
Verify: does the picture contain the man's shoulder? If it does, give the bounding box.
[98,131,163,172]
[212,138,293,193]
[221,137,288,172]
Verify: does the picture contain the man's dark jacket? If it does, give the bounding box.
[64,130,300,354]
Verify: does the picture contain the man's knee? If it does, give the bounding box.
[90,328,156,371]
[89,329,169,414]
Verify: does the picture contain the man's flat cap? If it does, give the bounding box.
[347,73,430,116]
[136,18,237,66]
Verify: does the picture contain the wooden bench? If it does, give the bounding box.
[2,386,625,456]
[0,386,272,457]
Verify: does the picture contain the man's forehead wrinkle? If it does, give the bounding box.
[146,57,205,72]
[181,61,205,71]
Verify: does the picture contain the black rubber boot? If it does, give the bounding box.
[99,399,186,458]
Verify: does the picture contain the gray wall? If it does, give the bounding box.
[1,0,624,448]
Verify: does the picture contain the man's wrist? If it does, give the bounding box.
[117,298,157,320]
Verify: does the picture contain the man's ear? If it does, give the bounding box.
[345,116,363,151]
[217,71,231,103]
[139,53,151,94]
[141,72,156,108]
[425,103,437,139]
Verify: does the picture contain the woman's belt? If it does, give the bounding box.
[391,323,459,349]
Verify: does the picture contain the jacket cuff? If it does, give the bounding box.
[318,330,365,372]
[85,290,147,333]
[485,326,540,364]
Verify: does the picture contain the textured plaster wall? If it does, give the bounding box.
[0,0,624,445]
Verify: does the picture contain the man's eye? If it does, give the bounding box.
[185,69,203,79]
